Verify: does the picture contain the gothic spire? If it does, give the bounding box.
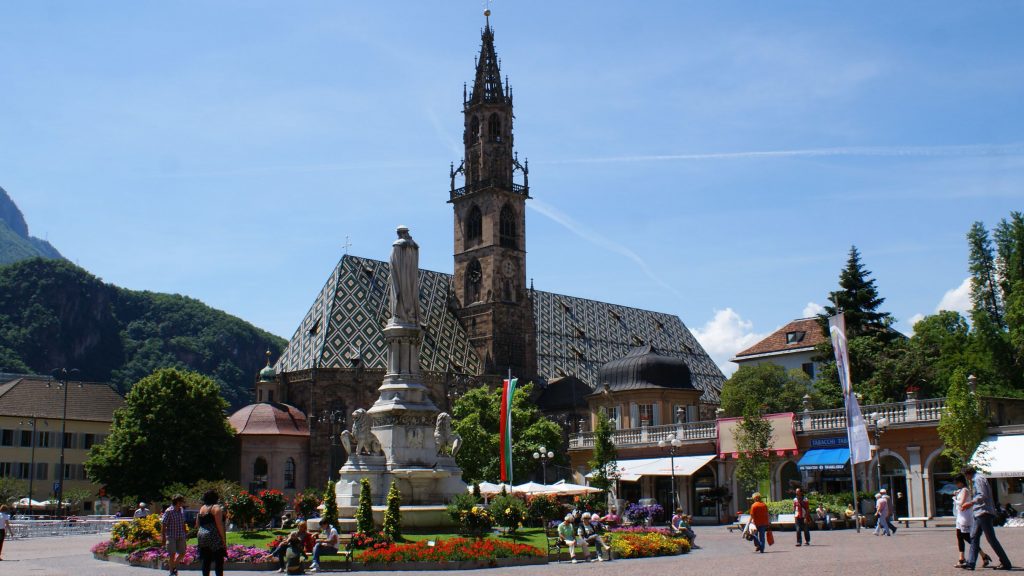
[468,20,509,106]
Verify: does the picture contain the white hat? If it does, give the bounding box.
[880,489,887,494]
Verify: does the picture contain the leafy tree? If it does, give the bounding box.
[355,478,374,534]
[62,487,95,514]
[85,368,236,500]
[451,383,562,484]
[732,407,774,498]
[937,370,988,470]
[381,481,402,542]
[0,476,26,505]
[587,410,619,500]
[321,480,339,529]
[720,364,813,417]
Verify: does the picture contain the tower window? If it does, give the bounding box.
[500,205,516,248]
[466,205,482,243]
[469,116,480,142]
[465,259,482,304]
[488,113,501,142]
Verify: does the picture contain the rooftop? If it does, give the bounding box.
[0,375,124,422]
[733,317,826,360]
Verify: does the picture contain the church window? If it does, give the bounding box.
[252,457,269,493]
[469,116,480,142]
[268,390,274,403]
[488,113,501,142]
[284,458,296,489]
[465,259,482,304]
[466,205,482,243]
[499,205,516,248]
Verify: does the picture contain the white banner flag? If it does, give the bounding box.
[828,313,872,464]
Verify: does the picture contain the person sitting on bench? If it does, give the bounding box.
[580,513,609,561]
[308,522,339,573]
[557,514,588,563]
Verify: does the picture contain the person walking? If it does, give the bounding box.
[750,493,770,553]
[962,466,1012,571]
[873,493,891,536]
[195,490,227,576]
[161,495,187,576]
[793,488,811,546]
[0,504,12,561]
[881,489,897,534]
[954,474,992,568]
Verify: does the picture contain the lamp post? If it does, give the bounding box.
[320,409,346,481]
[533,446,555,484]
[49,368,79,518]
[657,436,683,512]
[18,415,39,516]
[868,412,889,492]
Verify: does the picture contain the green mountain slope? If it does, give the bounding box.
[0,186,63,265]
[0,258,285,408]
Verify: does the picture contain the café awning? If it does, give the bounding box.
[588,454,716,482]
[972,434,1024,478]
[797,448,850,471]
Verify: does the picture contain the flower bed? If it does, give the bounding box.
[93,542,275,570]
[360,537,544,564]
[609,530,690,559]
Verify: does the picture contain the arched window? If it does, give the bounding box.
[692,465,717,517]
[488,113,501,142]
[932,455,955,516]
[468,116,480,143]
[284,457,296,489]
[465,205,482,244]
[251,457,269,493]
[465,259,482,304]
[778,461,802,499]
[499,205,516,248]
[879,455,908,517]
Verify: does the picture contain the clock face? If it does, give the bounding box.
[503,260,515,277]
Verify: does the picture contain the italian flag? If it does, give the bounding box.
[499,377,518,482]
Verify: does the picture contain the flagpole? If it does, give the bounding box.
[831,299,861,534]
[508,367,513,486]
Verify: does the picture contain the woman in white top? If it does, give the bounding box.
[0,504,12,560]
[954,474,992,568]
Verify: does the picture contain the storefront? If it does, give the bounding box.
[798,437,853,495]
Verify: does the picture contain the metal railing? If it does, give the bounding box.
[570,398,948,449]
[451,178,528,199]
[8,517,121,539]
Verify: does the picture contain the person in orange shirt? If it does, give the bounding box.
[750,492,771,553]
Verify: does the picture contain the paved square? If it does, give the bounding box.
[0,526,1020,575]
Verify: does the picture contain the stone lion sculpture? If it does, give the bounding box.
[351,408,382,455]
[434,412,462,457]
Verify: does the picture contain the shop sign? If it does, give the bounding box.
[810,437,848,449]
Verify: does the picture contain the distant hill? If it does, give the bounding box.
[0,186,63,265]
[0,258,286,408]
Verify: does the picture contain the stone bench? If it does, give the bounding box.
[898,516,931,528]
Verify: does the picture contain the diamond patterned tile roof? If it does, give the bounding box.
[276,255,724,403]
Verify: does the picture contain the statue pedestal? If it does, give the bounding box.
[336,312,466,527]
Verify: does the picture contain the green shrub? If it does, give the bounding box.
[382,481,402,542]
[356,478,374,534]
[293,488,321,519]
[321,480,339,529]
[488,494,527,534]
[525,494,563,526]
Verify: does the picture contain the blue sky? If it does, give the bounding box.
[2,1,1023,375]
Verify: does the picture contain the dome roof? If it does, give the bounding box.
[597,345,694,393]
[229,403,309,437]
[259,363,276,382]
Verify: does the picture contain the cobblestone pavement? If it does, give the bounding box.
[1,525,1021,575]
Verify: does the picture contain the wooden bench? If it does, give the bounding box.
[546,525,568,562]
[898,516,931,528]
[309,533,355,572]
[771,513,796,530]
[727,514,751,532]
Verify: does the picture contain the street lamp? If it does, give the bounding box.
[18,415,40,516]
[868,412,889,492]
[533,446,555,484]
[658,436,683,512]
[49,368,79,518]
[319,410,346,481]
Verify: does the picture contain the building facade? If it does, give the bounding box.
[732,317,825,379]
[0,374,124,514]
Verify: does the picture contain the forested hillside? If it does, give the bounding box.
[0,258,285,408]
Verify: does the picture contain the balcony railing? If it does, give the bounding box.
[450,178,528,199]
[570,397,948,450]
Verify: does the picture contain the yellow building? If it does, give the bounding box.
[0,374,124,514]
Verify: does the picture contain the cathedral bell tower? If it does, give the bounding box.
[449,14,536,379]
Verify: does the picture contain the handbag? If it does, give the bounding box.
[766,530,775,546]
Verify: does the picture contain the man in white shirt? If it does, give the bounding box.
[133,502,151,518]
[309,523,339,572]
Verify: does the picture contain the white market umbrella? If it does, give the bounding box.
[541,482,602,496]
[13,497,48,508]
[471,482,511,496]
[511,481,548,495]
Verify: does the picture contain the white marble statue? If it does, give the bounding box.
[389,226,420,326]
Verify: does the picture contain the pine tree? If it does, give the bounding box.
[321,479,338,530]
[968,222,1005,329]
[381,480,402,542]
[355,478,374,534]
[822,246,894,338]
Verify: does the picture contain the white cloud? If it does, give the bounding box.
[802,301,825,318]
[906,313,926,334]
[937,277,972,314]
[692,308,766,377]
